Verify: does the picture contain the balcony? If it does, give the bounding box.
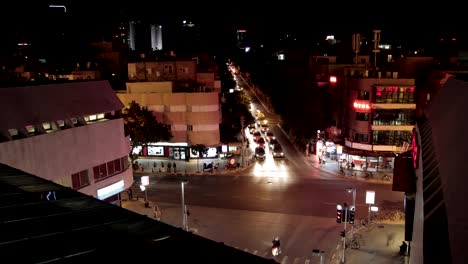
[371,125,414,131]
[373,103,416,109]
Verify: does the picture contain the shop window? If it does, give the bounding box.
[93,164,108,180]
[375,86,415,103]
[114,158,122,172]
[72,170,89,189]
[354,133,368,143]
[357,91,370,100]
[107,161,115,175]
[121,156,129,169]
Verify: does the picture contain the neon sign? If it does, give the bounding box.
[412,129,419,169]
[353,100,371,111]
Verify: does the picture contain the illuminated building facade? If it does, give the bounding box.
[341,69,416,171]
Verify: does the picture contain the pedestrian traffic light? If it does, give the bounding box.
[336,208,342,223]
[340,230,345,237]
[349,208,355,224]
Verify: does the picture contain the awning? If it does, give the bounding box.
[342,146,396,157]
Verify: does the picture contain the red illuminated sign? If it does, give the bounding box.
[412,129,419,169]
[329,76,337,83]
[353,100,371,111]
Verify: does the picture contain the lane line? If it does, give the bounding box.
[281,256,288,264]
[305,259,310,264]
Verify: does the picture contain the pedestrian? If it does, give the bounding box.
[127,188,133,200]
[399,241,408,255]
[173,162,176,172]
[167,162,172,171]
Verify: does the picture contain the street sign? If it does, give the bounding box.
[365,190,375,205]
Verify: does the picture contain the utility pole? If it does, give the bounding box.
[181,180,188,231]
[240,116,245,168]
[342,205,348,263]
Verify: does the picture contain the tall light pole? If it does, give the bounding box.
[347,188,356,235]
[141,176,150,207]
[181,180,189,231]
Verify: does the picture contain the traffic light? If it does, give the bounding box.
[340,230,345,237]
[336,209,342,223]
[349,208,355,224]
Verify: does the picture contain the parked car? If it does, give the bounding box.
[272,145,285,158]
[254,146,266,160]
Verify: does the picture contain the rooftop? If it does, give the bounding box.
[0,163,275,263]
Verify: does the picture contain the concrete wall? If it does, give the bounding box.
[0,119,132,197]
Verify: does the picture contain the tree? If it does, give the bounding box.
[191,144,208,172]
[122,101,172,163]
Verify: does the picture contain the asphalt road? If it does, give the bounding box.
[130,66,405,263]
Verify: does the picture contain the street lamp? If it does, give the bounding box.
[141,176,150,207]
[181,180,189,231]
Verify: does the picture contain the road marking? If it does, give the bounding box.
[304,259,310,264]
[253,250,258,255]
[260,197,272,200]
[336,244,340,250]
[281,256,288,264]
[292,257,302,264]
[263,251,269,257]
[244,248,249,252]
[203,193,216,196]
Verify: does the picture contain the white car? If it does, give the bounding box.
[272,145,285,158]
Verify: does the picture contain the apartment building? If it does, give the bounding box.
[341,69,416,172]
[0,81,133,204]
[117,81,221,161]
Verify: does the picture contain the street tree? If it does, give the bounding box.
[191,144,208,172]
[122,101,172,164]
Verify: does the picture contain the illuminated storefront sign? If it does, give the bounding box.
[97,180,124,200]
[353,100,371,111]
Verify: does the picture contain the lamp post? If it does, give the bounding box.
[240,116,245,168]
[337,203,348,263]
[347,188,356,235]
[141,176,150,207]
[181,180,189,231]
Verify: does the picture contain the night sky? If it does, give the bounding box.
[1,1,465,50]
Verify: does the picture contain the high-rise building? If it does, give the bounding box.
[151,24,163,51]
[128,21,137,51]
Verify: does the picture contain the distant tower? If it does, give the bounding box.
[128,21,136,51]
[237,29,247,48]
[151,24,163,51]
[372,30,381,68]
[352,33,361,64]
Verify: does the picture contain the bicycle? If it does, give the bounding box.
[346,233,364,249]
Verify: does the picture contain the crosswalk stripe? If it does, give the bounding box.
[292,258,302,264]
[281,256,288,264]
[304,259,310,264]
[263,251,269,257]
[244,248,249,252]
[253,250,258,255]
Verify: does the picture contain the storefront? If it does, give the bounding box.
[316,140,338,160]
[189,146,219,159]
[132,142,189,161]
[340,146,395,172]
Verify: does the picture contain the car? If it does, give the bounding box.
[256,137,266,148]
[266,131,275,141]
[254,146,266,160]
[269,138,279,149]
[260,124,269,133]
[272,145,285,158]
[248,123,256,134]
[253,131,262,141]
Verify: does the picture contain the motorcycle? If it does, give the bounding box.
[271,238,281,256]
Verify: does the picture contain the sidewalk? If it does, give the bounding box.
[329,221,409,264]
[304,154,394,184]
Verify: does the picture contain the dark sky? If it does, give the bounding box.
[1,1,465,48]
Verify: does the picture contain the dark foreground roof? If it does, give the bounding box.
[0,164,276,264]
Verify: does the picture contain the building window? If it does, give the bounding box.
[93,164,108,180]
[375,86,415,103]
[372,130,412,146]
[356,112,369,121]
[357,91,370,100]
[121,156,129,169]
[187,125,193,131]
[114,158,122,172]
[71,170,89,189]
[373,109,415,125]
[107,161,115,175]
[354,133,368,143]
[164,65,173,74]
[179,67,188,73]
